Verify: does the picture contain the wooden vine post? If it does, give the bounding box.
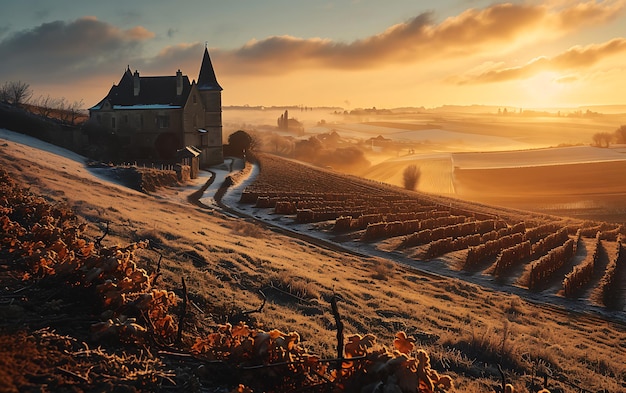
[330,294,344,380]
[177,277,188,343]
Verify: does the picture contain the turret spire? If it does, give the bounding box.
[197,46,222,91]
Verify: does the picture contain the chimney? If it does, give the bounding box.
[133,70,140,96]
[176,69,183,96]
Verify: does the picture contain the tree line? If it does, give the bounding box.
[592,125,626,147]
[0,80,85,125]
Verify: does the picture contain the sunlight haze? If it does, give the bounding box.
[3,3,626,391]
[1,1,626,109]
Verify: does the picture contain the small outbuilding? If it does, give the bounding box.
[177,146,201,180]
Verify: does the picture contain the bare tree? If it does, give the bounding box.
[592,133,602,147]
[269,133,294,154]
[0,84,7,103]
[0,81,33,106]
[403,165,421,191]
[66,99,85,125]
[592,132,612,148]
[32,95,57,118]
[29,94,85,124]
[614,125,626,144]
[55,97,69,123]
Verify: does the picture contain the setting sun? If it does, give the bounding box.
[520,71,569,108]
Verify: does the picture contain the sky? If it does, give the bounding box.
[1,0,626,110]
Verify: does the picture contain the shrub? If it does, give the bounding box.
[371,260,395,280]
[592,132,612,147]
[615,125,626,144]
[402,165,421,190]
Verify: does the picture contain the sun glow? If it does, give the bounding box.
[521,71,571,108]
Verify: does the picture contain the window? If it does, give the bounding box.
[157,115,170,128]
[140,114,143,128]
[124,115,128,124]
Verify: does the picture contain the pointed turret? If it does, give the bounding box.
[197,46,222,91]
[118,66,133,87]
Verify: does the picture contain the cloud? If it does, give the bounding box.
[0,17,155,83]
[140,42,203,73]
[556,75,579,83]
[2,0,624,105]
[212,1,625,74]
[459,38,626,83]
[552,0,626,29]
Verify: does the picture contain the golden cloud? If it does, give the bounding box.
[552,0,626,29]
[556,75,579,83]
[125,26,155,40]
[460,38,626,83]
[211,1,625,74]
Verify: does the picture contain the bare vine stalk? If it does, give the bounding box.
[330,294,344,379]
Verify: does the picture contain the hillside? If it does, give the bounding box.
[359,146,626,223]
[1,131,626,392]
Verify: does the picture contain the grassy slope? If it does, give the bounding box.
[1,141,625,392]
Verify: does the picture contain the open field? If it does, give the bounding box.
[224,108,624,148]
[225,109,626,223]
[454,160,626,215]
[332,127,626,223]
[360,151,626,222]
[447,146,626,222]
[452,146,626,169]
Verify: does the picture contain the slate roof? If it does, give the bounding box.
[90,47,221,110]
[197,47,222,91]
[90,68,193,110]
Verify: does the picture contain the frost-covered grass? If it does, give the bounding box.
[452,145,626,170]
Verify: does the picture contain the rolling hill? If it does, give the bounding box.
[1,130,626,392]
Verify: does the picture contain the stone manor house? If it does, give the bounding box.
[88,47,223,167]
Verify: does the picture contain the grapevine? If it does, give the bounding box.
[190,322,454,392]
[598,236,625,308]
[563,231,600,297]
[1,167,455,392]
[241,153,625,309]
[0,168,180,344]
